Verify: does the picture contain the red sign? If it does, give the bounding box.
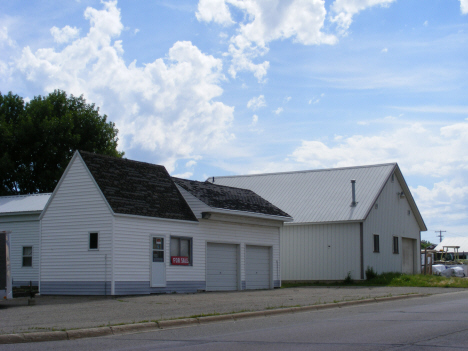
[171,256,190,265]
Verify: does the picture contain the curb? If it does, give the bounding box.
[0,293,427,344]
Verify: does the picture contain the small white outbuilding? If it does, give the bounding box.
[210,163,427,281]
[39,151,291,295]
[0,193,50,287]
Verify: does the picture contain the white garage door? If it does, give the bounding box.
[206,243,238,291]
[246,245,271,290]
[402,238,415,274]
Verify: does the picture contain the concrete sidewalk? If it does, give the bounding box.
[1,286,465,336]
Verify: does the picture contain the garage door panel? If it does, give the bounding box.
[246,245,271,290]
[207,243,238,291]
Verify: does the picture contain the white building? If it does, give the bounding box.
[209,163,427,281]
[39,151,291,295]
[0,193,50,287]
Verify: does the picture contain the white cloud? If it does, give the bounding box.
[14,1,234,172]
[330,0,396,35]
[172,172,193,179]
[196,0,234,26]
[185,160,197,168]
[381,47,388,53]
[461,0,468,14]
[284,96,292,103]
[251,114,258,126]
[0,26,15,47]
[197,0,337,81]
[289,121,468,177]
[423,20,428,26]
[247,94,266,110]
[50,25,80,44]
[273,107,283,115]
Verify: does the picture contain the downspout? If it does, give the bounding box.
[111,215,115,296]
[360,222,364,280]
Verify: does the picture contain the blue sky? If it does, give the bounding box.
[1,0,467,243]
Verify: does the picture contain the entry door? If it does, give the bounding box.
[151,237,166,287]
[402,238,415,274]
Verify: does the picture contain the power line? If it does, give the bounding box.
[435,230,446,243]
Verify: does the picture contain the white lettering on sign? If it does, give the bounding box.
[171,256,189,265]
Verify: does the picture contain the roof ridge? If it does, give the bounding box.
[210,163,397,180]
[172,177,258,195]
[78,150,165,169]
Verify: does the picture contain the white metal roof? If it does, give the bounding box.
[209,163,425,229]
[434,237,468,253]
[0,193,51,215]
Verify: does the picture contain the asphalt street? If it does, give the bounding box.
[2,290,468,350]
[0,286,464,335]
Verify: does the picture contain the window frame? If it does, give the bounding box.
[170,236,193,266]
[373,234,380,253]
[89,232,99,250]
[22,246,33,267]
[393,236,399,254]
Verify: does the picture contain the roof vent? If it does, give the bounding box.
[351,180,357,207]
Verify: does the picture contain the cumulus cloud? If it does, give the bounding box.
[198,0,337,81]
[14,1,234,172]
[289,121,468,177]
[330,0,396,35]
[50,25,80,43]
[247,94,266,110]
[196,0,234,25]
[461,0,468,14]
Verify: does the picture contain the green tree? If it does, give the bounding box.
[421,240,435,250]
[0,90,124,195]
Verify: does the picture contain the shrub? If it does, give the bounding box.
[344,271,354,285]
[365,266,377,280]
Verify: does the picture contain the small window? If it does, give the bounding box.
[22,246,32,267]
[89,232,99,250]
[391,173,395,182]
[407,210,411,216]
[170,237,192,265]
[373,235,380,253]
[374,203,378,210]
[393,236,399,254]
[152,237,165,262]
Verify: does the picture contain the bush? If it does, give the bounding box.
[344,271,354,285]
[365,266,377,280]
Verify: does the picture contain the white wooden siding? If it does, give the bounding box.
[0,215,39,285]
[113,215,280,287]
[40,156,113,284]
[363,174,421,275]
[281,223,361,281]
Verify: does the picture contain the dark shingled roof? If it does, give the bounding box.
[79,151,197,222]
[172,177,291,218]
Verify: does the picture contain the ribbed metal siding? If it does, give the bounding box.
[246,245,270,289]
[211,164,395,223]
[206,243,238,291]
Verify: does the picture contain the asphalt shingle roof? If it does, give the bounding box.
[172,177,291,218]
[79,151,197,222]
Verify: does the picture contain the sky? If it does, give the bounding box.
[1,0,467,243]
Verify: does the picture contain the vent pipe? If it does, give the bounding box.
[351,180,357,207]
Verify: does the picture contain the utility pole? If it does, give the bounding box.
[435,230,446,243]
